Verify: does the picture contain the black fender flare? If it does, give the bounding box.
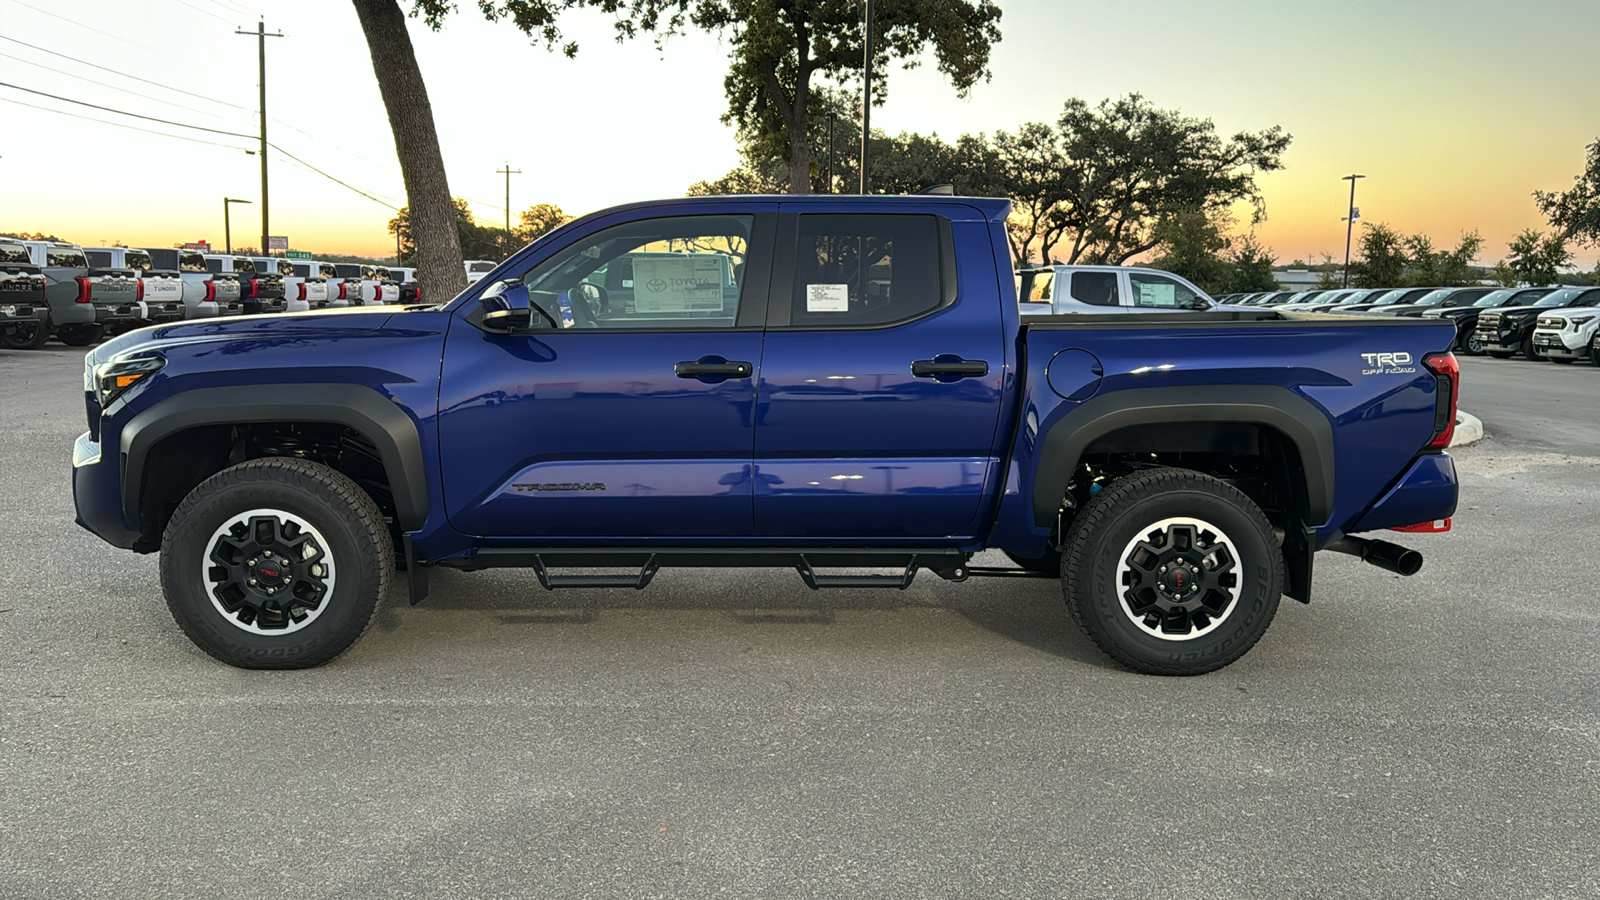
[1032,385,1334,528]
[119,384,429,531]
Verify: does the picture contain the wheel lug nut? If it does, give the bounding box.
[248,558,258,566]
[249,577,257,585]
[267,587,276,595]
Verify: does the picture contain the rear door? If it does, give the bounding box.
[439,205,777,538]
[751,204,1007,539]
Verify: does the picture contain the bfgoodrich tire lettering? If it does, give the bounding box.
[1062,468,1283,675]
[159,457,392,669]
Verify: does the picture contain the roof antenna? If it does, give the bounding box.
[918,184,955,195]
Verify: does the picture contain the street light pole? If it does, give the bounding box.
[223,197,252,254]
[1341,173,1365,288]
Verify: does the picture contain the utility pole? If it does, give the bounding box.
[827,112,835,193]
[236,20,283,254]
[1341,173,1365,288]
[859,0,873,194]
[496,163,522,233]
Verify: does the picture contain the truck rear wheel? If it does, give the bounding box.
[159,457,392,669]
[57,323,104,347]
[2,317,48,350]
[1061,468,1282,675]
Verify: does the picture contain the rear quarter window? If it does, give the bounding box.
[85,250,112,268]
[0,243,29,264]
[46,247,88,267]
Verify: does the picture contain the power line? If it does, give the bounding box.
[0,34,253,112]
[5,0,146,52]
[268,143,401,210]
[0,49,252,125]
[0,95,251,151]
[0,81,255,138]
[208,0,256,16]
[172,0,237,26]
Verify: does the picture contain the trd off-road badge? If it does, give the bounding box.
[1359,351,1416,375]
[512,482,607,493]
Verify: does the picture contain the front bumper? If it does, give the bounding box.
[72,430,140,549]
[1532,330,1586,358]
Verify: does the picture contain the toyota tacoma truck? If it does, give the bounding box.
[71,195,1461,675]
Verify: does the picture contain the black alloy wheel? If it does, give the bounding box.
[1,318,48,350]
[1061,468,1282,675]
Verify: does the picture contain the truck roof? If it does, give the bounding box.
[592,194,1012,223]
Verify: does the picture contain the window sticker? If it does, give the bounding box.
[1136,281,1176,307]
[632,256,725,312]
[806,283,850,312]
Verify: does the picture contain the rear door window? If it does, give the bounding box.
[1070,271,1119,307]
[788,214,946,327]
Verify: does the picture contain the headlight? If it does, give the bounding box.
[1569,315,1594,328]
[94,356,165,410]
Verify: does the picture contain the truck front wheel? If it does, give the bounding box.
[1062,468,1282,675]
[159,457,393,669]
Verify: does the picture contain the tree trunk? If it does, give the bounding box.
[787,118,812,194]
[352,0,467,303]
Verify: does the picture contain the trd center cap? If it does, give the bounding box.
[1163,564,1197,595]
[255,561,286,586]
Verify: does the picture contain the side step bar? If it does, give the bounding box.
[437,548,974,592]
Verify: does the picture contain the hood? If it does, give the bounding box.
[87,306,404,365]
[1425,306,1483,320]
[1483,304,1556,320]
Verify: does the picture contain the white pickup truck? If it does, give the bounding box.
[1017,265,1219,315]
[85,247,185,330]
[138,248,224,319]
[1532,298,1600,364]
[285,260,335,312]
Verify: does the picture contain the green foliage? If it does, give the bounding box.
[1146,209,1233,294]
[415,1,1002,194]
[1225,234,1279,292]
[1488,260,1520,287]
[1534,137,1600,246]
[389,198,568,264]
[1406,231,1482,286]
[997,95,1289,267]
[1351,222,1407,288]
[1503,228,1571,286]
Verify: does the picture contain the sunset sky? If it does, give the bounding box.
[3,0,1599,268]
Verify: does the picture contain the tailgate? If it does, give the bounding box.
[0,263,46,308]
[141,270,183,301]
[89,268,138,305]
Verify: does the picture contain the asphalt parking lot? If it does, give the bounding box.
[3,347,1597,899]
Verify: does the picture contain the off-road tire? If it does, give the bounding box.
[159,457,392,669]
[57,323,104,347]
[1062,468,1282,676]
[1590,338,1600,366]
[1521,335,1541,361]
[1460,331,1484,355]
[1,316,49,350]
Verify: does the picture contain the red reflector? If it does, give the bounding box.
[74,276,91,303]
[1390,518,1451,534]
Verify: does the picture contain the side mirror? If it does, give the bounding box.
[1192,297,1213,311]
[481,280,532,331]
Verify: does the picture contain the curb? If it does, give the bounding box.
[1451,410,1484,447]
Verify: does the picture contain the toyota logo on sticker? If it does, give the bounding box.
[646,279,667,292]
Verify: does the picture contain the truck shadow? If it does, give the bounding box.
[381,566,1119,670]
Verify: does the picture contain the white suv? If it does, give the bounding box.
[1532,298,1600,364]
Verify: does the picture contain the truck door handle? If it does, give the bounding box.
[675,358,753,379]
[911,356,989,379]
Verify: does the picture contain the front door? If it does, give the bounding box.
[752,206,1008,540]
[439,209,776,538]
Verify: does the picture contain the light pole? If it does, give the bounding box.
[1341,173,1365,288]
[223,197,252,253]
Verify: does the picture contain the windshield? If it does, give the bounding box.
[1318,291,1350,304]
[1535,289,1582,307]
[1369,290,1406,305]
[1474,290,1515,307]
[1413,289,1453,306]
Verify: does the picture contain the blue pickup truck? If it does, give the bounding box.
[71,195,1460,675]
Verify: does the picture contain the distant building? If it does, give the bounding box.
[1273,268,1324,289]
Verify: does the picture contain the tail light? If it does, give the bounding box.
[74,276,92,303]
[203,280,216,303]
[297,284,307,302]
[374,285,383,302]
[246,279,259,299]
[1423,352,1458,449]
[136,278,145,302]
[337,283,347,300]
